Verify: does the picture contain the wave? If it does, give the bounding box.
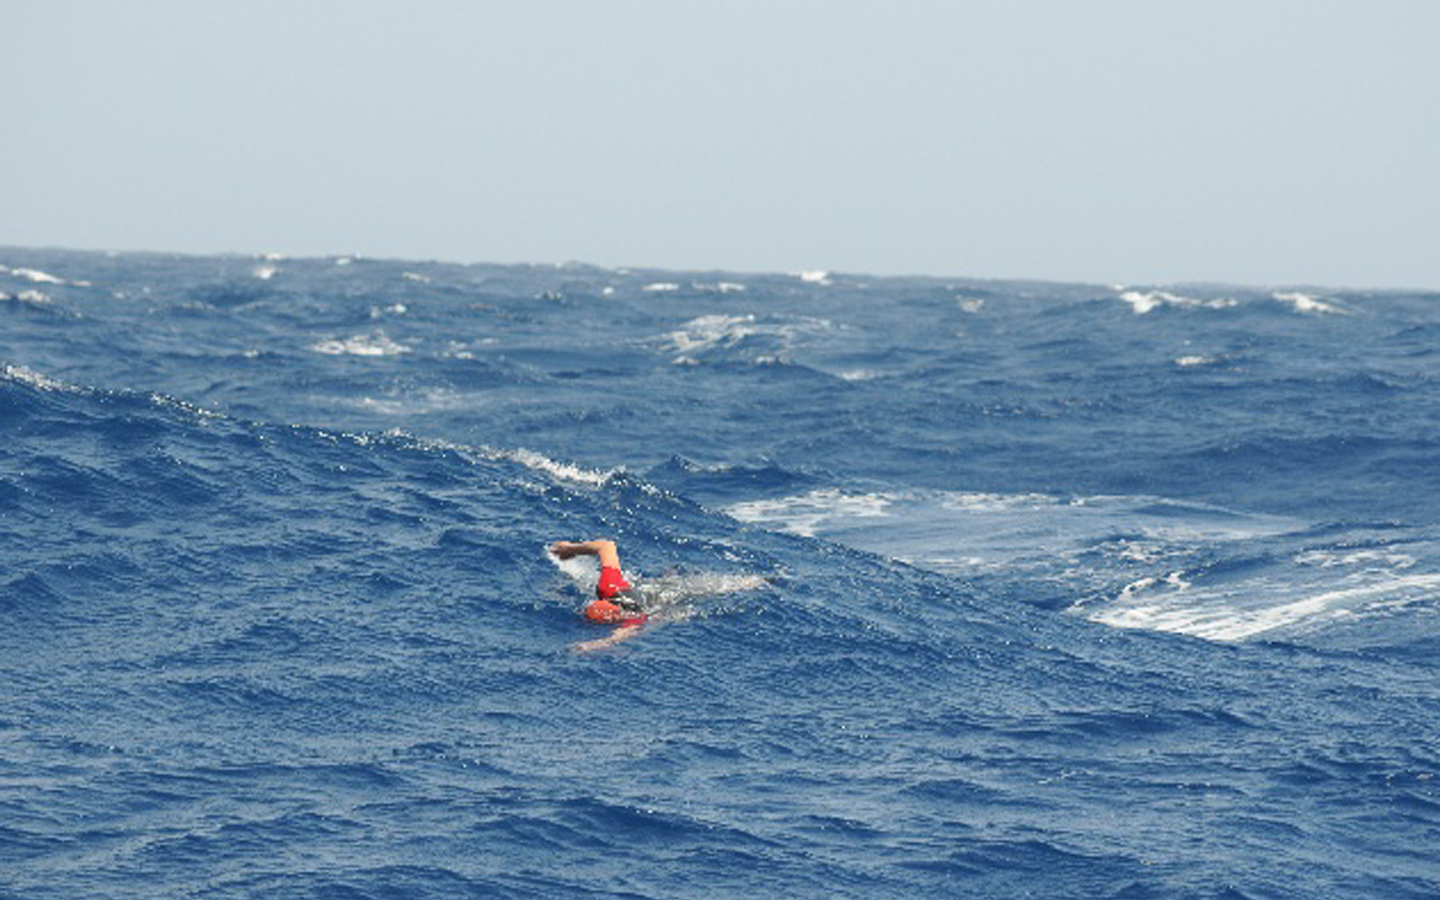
[655,313,836,366]
[7,248,1440,899]
[1274,291,1348,315]
[2,263,82,285]
[1118,289,1238,314]
[1116,287,1353,318]
[720,482,1440,647]
[1092,567,1440,643]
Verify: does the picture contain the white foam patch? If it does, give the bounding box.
[636,281,746,295]
[726,489,893,538]
[401,271,431,283]
[1295,549,1415,570]
[937,491,1057,511]
[1274,292,1347,316]
[3,364,71,392]
[253,265,279,280]
[796,270,833,285]
[630,572,770,615]
[725,473,1440,645]
[1116,571,1193,601]
[441,341,477,360]
[549,552,607,596]
[658,313,832,365]
[1119,290,1237,314]
[727,489,1292,565]
[310,332,412,356]
[664,314,757,356]
[957,297,986,313]
[7,289,53,306]
[1175,355,1215,367]
[1090,572,1440,642]
[3,266,66,285]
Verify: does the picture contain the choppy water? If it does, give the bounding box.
[3,248,1439,898]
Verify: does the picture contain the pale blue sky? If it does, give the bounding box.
[5,1,1438,288]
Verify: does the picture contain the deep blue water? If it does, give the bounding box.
[3,248,1439,899]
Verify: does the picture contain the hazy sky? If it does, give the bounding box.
[5,1,1438,288]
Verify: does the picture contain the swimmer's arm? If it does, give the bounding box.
[550,539,621,569]
[571,622,645,653]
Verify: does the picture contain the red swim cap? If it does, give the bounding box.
[584,600,624,623]
[583,600,648,627]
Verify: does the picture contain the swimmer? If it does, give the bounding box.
[550,539,648,650]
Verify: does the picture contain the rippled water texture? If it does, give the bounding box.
[3,249,1439,898]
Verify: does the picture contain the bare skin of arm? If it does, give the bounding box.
[550,539,621,569]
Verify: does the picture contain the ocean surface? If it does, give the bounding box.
[3,247,1439,899]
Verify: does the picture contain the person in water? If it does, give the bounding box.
[550,539,648,628]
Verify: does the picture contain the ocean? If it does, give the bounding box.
[3,247,1438,899]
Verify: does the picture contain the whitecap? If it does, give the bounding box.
[664,314,758,357]
[1121,291,1165,314]
[368,303,408,319]
[1119,290,1236,314]
[4,266,66,285]
[1116,571,1192,604]
[795,270,832,286]
[7,289,53,306]
[310,332,412,356]
[493,447,616,486]
[682,281,748,293]
[642,282,681,292]
[373,434,618,487]
[1274,292,1347,316]
[1090,573,1440,642]
[1175,355,1214,367]
[2,364,71,392]
[658,313,832,365]
[253,265,279,280]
